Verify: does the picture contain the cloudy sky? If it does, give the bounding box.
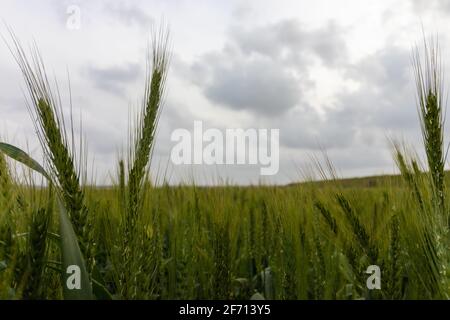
[1,0,450,185]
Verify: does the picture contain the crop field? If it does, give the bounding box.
[0,30,449,300]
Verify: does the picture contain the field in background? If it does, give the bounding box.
[0,162,449,299]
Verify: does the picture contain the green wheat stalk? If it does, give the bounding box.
[6,34,90,251]
[22,189,52,299]
[119,26,170,298]
[413,37,446,221]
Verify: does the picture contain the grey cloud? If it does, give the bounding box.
[346,46,410,90]
[231,5,252,21]
[412,0,450,14]
[203,56,301,115]
[277,106,357,151]
[187,19,348,116]
[84,63,141,96]
[184,18,397,150]
[104,2,153,28]
[83,123,122,155]
[337,45,418,132]
[232,20,348,67]
[274,44,420,153]
[152,101,198,157]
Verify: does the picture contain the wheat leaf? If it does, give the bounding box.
[58,199,93,300]
[0,142,51,181]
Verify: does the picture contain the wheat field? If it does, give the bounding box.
[0,30,449,300]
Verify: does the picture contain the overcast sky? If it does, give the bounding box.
[1,0,450,185]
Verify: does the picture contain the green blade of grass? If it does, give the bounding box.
[92,275,114,300]
[57,199,93,299]
[0,142,51,181]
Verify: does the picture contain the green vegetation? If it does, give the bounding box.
[0,33,449,299]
